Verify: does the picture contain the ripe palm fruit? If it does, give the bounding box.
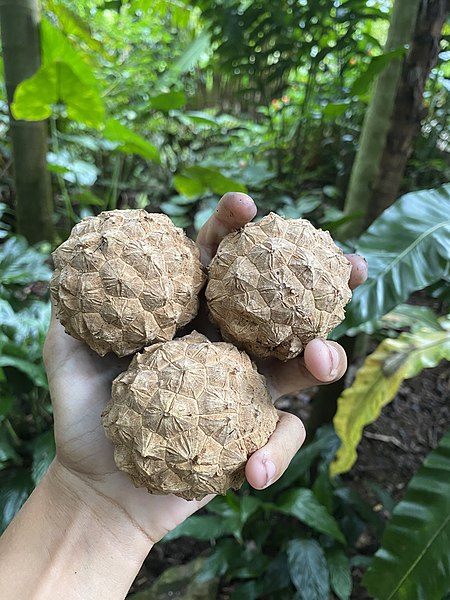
[206,212,352,361]
[50,210,206,357]
[102,332,278,500]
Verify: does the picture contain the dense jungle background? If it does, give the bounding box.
[0,0,449,598]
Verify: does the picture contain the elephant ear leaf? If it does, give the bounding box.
[362,428,450,600]
[330,315,450,476]
[332,184,450,338]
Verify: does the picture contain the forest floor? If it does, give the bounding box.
[129,350,450,600]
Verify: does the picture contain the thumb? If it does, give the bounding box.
[196,192,257,265]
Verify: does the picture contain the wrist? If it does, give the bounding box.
[0,459,153,600]
[47,456,155,552]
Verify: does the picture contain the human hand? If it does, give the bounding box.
[43,192,367,546]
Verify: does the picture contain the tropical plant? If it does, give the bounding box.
[332,309,450,475]
[332,183,450,338]
[363,428,450,600]
[0,204,54,532]
[0,2,449,598]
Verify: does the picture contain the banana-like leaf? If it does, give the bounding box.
[332,184,450,339]
[331,315,450,476]
[363,429,450,600]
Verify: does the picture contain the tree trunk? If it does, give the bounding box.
[0,0,54,243]
[339,0,421,239]
[367,0,450,224]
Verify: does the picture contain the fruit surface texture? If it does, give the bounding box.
[102,332,278,500]
[50,210,206,357]
[206,212,352,361]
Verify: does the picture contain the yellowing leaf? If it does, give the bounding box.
[331,316,450,476]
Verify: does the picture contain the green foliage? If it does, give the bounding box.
[333,184,450,339]
[12,61,105,127]
[326,547,352,600]
[174,166,247,198]
[103,119,160,162]
[363,429,450,600]
[350,46,407,96]
[277,489,345,543]
[0,469,34,532]
[197,0,389,98]
[0,211,53,532]
[287,539,329,600]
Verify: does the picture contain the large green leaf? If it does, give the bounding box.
[163,514,241,542]
[363,429,450,600]
[277,488,346,543]
[325,548,352,600]
[287,539,330,600]
[380,304,443,333]
[0,356,48,389]
[11,18,104,127]
[45,1,108,57]
[331,315,450,476]
[12,62,105,128]
[150,91,187,112]
[332,184,450,339]
[0,299,50,361]
[351,47,407,96]
[40,18,98,88]
[103,119,160,162]
[0,237,51,290]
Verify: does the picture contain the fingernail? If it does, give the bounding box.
[263,460,277,488]
[325,342,340,378]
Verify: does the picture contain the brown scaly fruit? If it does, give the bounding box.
[102,332,278,500]
[206,212,352,361]
[50,210,206,357]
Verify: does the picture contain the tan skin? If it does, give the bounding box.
[0,193,367,600]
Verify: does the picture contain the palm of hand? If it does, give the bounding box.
[44,315,214,543]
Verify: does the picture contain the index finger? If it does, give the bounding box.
[196,192,257,265]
